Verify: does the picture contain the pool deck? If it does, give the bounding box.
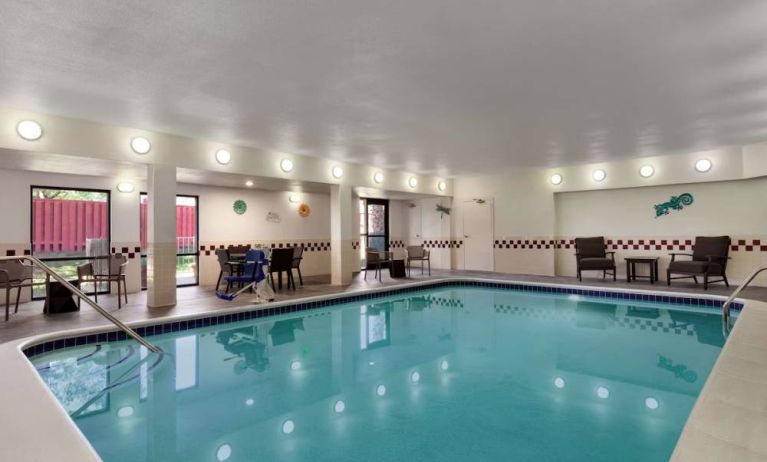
[1,270,767,461]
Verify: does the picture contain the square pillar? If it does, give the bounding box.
[330,184,355,285]
[146,164,177,308]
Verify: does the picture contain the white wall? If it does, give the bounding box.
[555,178,767,284]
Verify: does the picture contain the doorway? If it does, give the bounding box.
[361,199,389,253]
[462,199,494,271]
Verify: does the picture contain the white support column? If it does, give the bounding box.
[330,184,355,285]
[146,164,177,308]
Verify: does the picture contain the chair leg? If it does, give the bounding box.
[117,280,122,309]
[704,274,709,291]
[15,286,22,313]
[123,278,128,304]
[216,271,223,291]
[364,268,368,280]
[421,260,424,275]
[602,270,606,279]
[723,274,730,287]
[578,270,582,282]
[297,267,303,286]
[428,259,431,276]
[5,288,10,321]
[692,276,698,284]
[612,268,616,281]
[666,271,671,286]
[289,272,296,291]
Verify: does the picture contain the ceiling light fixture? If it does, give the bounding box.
[332,166,344,179]
[408,177,418,188]
[437,181,446,192]
[130,136,151,154]
[639,164,655,178]
[289,194,300,203]
[116,182,135,193]
[373,172,384,184]
[550,174,563,185]
[695,158,712,173]
[215,149,231,165]
[592,169,607,182]
[280,158,294,173]
[245,180,254,187]
[16,120,43,141]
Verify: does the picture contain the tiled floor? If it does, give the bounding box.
[2,269,766,344]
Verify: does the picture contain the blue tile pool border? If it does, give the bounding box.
[22,279,743,358]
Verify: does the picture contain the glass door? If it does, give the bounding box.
[30,186,111,298]
[363,198,389,253]
[140,194,199,289]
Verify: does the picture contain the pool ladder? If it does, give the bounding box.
[0,255,161,353]
[721,266,767,337]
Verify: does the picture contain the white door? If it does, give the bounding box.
[408,204,422,244]
[463,199,494,271]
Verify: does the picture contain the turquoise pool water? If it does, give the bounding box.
[30,287,725,461]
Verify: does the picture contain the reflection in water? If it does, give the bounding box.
[657,354,698,383]
[360,304,391,350]
[216,327,270,373]
[269,319,305,346]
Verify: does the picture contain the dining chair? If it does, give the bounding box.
[406,245,431,276]
[291,246,304,286]
[215,248,232,291]
[0,260,36,321]
[364,251,383,281]
[95,254,128,308]
[269,248,296,291]
[76,262,99,308]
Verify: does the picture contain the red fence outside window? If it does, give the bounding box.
[32,198,109,255]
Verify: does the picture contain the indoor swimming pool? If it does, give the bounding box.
[28,284,727,461]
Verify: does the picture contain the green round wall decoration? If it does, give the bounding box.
[233,199,247,215]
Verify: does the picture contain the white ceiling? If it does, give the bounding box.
[2,1,767,176]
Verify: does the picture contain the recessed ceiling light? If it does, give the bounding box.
[289,194,300,203]
[554,377,565,389]
[116,182,135,193]
[695,158,712,173]
[245,180,254,187]
[596,386,610,399]
[550,174,563,185]
[376,384,387,396]
[215,149,231,165]
[639,164,655,178]
[117,406,134,418]
[373,172,384,184]
[437,181,446,192]
[16,120,42,141]
[334,400,346,413]
[130,136,151,154]
[332,166,344,179]
[408,177,418,188]
[216,443,232,461]
[282,419,295,434]
[280,158,294,173]
[645,397,659,410]
[592,169,607,182]
[440,360,449,371]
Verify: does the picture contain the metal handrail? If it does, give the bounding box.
[722,266,767,336]
[0,255,161,353]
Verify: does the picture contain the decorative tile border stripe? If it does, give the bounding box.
[352,241,360,250]
[22,280,740,358]
[423,239,453,249]
[199,241,331,256]
[494,237,767,252]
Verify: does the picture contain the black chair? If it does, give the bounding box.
[575,237,616,281]
[364,251,383,281]
[269,248,296,291]
[291,246,304,286]
[667,236,731,290]
[215,248,232,291]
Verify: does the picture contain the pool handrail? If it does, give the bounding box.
[722,265,767,336]
[0,255,161,353]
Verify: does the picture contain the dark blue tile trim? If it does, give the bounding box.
[23,280,742,358]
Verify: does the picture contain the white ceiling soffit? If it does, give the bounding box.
[177,168,331,194]
[2,1,767,175]
[0,148,147,179]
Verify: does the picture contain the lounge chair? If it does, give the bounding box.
[667,236,731,290]
[575,237,616,281]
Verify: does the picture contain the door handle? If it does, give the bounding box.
[464,235,469,238]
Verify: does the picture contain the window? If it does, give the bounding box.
[30,187,111,298]
[140,194,199,288]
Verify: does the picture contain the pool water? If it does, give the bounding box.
[30,287,726,462]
